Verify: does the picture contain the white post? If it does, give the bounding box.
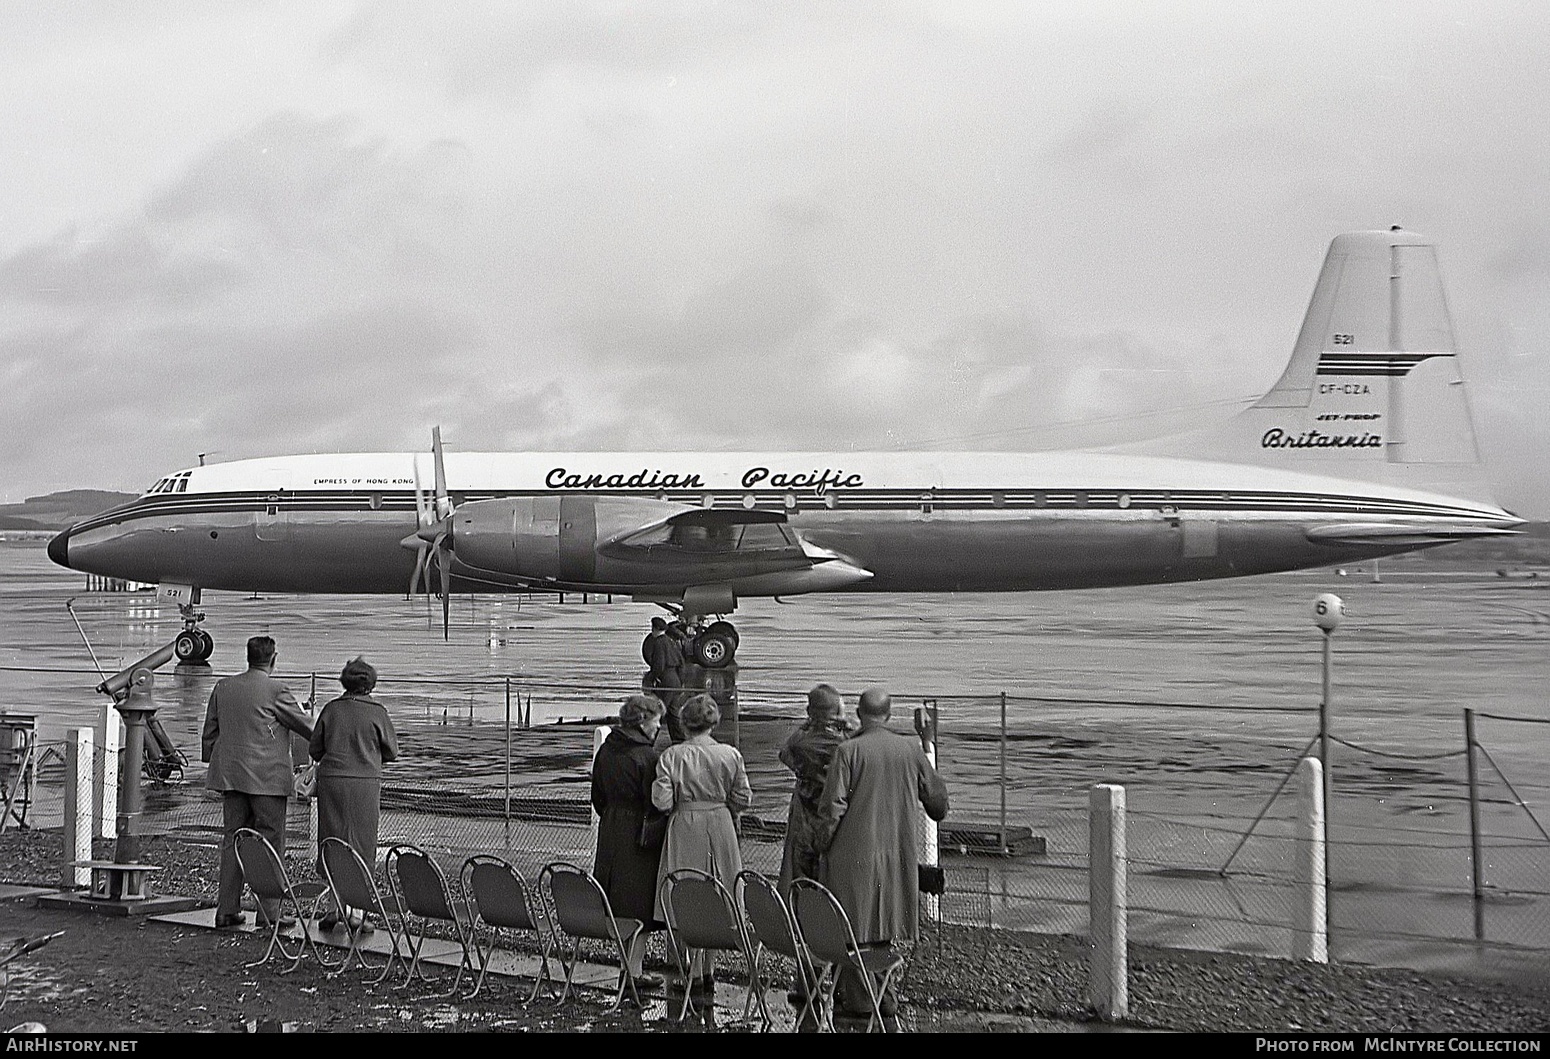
[1293,757,1329,962]
[1088,783,1128,1021]
[64,728,94,888]
[95,703,121,840]
[921,736,940,924]
[590,726,609,849]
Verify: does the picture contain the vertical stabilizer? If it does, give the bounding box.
[1116,229,1493,501]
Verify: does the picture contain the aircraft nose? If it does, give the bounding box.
[47,528,70,568]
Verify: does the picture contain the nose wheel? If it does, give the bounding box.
[174,602,214,665]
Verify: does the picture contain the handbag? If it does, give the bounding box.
[638,808,668,850]
[293,763,317,800]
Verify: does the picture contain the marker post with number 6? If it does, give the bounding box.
[1313,593,1343,896]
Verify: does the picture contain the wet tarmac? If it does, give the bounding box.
[2,541,1548,979]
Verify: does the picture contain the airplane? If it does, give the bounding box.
[47,228,1522,668]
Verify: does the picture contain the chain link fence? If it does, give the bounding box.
[9,679,1549,985]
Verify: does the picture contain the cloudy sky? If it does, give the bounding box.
[3,1,1547,514]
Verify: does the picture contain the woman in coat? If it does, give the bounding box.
[309,656,398,930]
[651,693,752,997]
[591,693,667,988]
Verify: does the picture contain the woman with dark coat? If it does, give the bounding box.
[310,657,398,929]
[591,693,667,988]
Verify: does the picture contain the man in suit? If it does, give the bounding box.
[202,635,313,928]
[814,686,949,1018]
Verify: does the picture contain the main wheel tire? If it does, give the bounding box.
[693,630,737,668]
[194,629,214,661]
[704,620,740,647]
[173,630,202,662]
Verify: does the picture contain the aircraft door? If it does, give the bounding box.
[1179,516,1218,559]
[255,491,290,541]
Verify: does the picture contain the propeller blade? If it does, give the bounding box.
[430,530,452,641]
[407,543,427,599]
[431,426,450,521]
[440,555,451,641]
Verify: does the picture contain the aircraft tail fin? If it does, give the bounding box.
[1117,229,1497,503]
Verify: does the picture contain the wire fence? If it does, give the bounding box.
[8,681,1548,985]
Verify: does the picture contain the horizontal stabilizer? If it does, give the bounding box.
[1305,522,1520,547]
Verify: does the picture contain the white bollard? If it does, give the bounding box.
[1088,783,1128,1021]
[64,728,94,888]
[1293,756,1329,962]
[921,739,941,923]
[95,703,122,840]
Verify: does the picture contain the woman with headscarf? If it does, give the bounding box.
[309,656,398,930]
[651,693,752,999]
[591,693,668,989]
[777,683,851,895]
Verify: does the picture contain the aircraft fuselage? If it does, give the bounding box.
[49,450,1519,599]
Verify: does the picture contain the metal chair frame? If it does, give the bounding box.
[659,868,760,1025]
[736,870,822,1032]
[385,844,478,997]
[790,878,906,1033]
[317,836,409,984]
[538,861,644,1014]
[460,854,560,1003]
[232,827,335,975]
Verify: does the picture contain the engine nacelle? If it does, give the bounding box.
[452,495,688,583]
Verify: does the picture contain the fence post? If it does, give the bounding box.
[1292,757,1328,962]
[64,728,94,888]
[1465,708,1485,942]
[1088,783,1128,1021]
[95,701,121,840]
[505,677,513,853]
[998,691,1008,855]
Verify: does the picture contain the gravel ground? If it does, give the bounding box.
[1,829,1546,1034]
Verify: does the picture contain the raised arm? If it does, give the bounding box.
[917,749,950,823]
[274,686,314,740]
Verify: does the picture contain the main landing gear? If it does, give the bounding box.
[172,598,213,666]
[659,611,740,668]
[691,620,739,668]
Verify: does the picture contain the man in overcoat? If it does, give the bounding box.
[202,635,313,927]
[641,617,686,741]
[814,686,949,1016]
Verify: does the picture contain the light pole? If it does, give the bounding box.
[1312,592,1343,913]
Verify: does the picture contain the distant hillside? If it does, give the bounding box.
[0,489,136,531]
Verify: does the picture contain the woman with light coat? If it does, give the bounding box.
[651,693,752,998]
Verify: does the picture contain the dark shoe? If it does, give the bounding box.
[317,915,341,931]
[214,913,246,929]
[631,972,664,990]
[879,988,898,1017]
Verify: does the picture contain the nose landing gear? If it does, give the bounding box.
[173,600,213,665]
